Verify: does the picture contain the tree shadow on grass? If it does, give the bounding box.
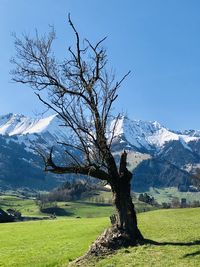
[144,239,200,258]
[144,238,200,246]
[183,250,200,258]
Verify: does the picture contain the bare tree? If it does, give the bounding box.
[11,15,144,253]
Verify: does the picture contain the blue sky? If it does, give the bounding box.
[1,0,200,130]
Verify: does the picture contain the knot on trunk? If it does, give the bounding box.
[110,214,117,225]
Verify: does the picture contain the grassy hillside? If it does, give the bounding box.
[0,191,154,218]
[0,194,40,217]
[0,194,113,218]
[147,187,200,204]
[86,208,200,267]
[0,208,200,266]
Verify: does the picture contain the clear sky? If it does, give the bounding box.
[1,0,200,130]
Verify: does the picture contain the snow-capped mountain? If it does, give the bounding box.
[0,113,75,190]
[110,116,199,153]
[0,113,71,140]
[0,113,77,154]
[1,113,199,153]
[0,113,200,191]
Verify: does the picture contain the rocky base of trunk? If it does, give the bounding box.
[70,226,144,266]
[88,226,139,256]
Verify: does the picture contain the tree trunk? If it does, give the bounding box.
[87,178,144,256]
[112,176,143,243]
[86,151,144,256]
[111,150,143,242]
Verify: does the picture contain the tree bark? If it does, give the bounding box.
[110,150,143,242]
[87,177,144,256]
[112,177,143,242]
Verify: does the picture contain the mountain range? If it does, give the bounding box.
[0,113,200,191]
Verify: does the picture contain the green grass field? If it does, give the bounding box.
[87,208,200,267]
[0,194,41,217]
[0,194,114,218]
[0,191,154,218]
[147,187,200,204]
[0,208,200,267]
[0,217,109,267]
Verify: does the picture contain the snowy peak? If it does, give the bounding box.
[110,115,199,152]
[0,113,58,136]
[0,113,199,153]
[110,116,162,150]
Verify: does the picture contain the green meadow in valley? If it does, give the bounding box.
[0,208,200,266]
